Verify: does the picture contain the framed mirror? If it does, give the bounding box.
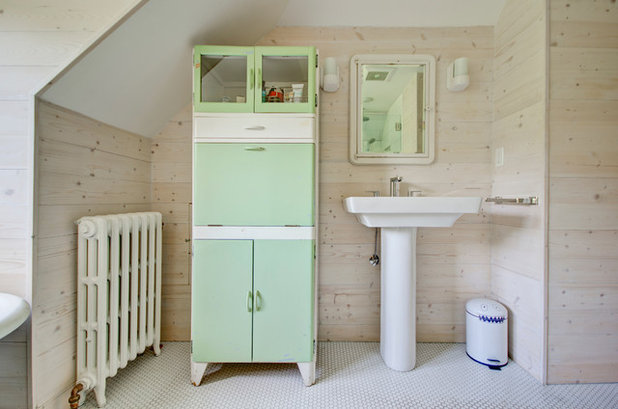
[349,54,435,165]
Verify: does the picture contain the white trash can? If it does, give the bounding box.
[465,298,508,369]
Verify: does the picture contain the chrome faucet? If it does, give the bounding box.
[389,176,402,197]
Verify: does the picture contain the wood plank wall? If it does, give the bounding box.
[252,27,494,342]
[34,100,151,407]
[0,6,39,407]
[491,0,547,382]
[547,0,618,383]
[0,97,31,408]
[0,2,143,407]
[0,2,145,407]
[151,105,193,341]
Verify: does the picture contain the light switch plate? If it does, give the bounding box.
[495,147,504,167]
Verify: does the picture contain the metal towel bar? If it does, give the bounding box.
[485,196,538,205]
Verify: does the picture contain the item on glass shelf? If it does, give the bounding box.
[292,83,304,103]
[284,88,294,103]
[267,86,283,102]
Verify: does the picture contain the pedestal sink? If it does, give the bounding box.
[343,196,482,371]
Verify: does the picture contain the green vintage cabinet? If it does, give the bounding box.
[194,45,316,114]
[193,143,314,226]
[192,239,314,363]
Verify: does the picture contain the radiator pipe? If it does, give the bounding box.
[68,383,84,409]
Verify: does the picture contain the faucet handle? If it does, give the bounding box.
[366,190,381,197]
[408,189,422,197]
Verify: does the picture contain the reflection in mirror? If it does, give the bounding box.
[361,64,424,154]
[350,55,435,165]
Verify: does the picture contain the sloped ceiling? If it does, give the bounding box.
[279,0,506,27]
[40,0,505,137]
[40,0,288,137]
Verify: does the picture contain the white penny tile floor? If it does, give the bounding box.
[81,342,617,409]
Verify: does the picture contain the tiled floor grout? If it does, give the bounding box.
[81,342,618,409]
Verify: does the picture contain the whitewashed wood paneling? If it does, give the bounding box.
[33,101,151,406]
[0,96,31,409]
[491,0,547,383]
[150,105,193,341]
[1,2,145,407]
[547,0,618,384]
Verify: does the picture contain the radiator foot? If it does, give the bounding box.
[94,382,107,407]
[150,343,163,356]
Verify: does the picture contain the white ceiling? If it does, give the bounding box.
[279,0,506,27]
[41,0,506,137]
[41,0,288,138]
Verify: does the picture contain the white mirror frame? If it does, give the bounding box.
[349,54,436,165]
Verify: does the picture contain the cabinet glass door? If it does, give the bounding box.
[193,46,255,113]
[254,46,316,114]
[192,240,253,362]
[252,240,314,362]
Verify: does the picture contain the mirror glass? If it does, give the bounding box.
[350,55,435,165]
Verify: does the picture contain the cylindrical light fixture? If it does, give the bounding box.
[321,57,339,92]
[446,57,469,92]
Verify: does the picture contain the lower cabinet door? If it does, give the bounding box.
[192,240,253,362]
[252,240,314,362]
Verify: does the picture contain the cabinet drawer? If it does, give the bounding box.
[194,143,314,226]
[193,115,315,141]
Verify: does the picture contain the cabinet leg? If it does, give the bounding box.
[191,362,208,386]
[191,362,222,386]
[297,361,316,386]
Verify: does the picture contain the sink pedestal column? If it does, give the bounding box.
[380,227,417,371]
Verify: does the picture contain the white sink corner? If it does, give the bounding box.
[0,293,30,340]
[343,196,482,227]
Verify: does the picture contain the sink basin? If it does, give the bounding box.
[343,195,481,372]
[0,293,30,339]
[343,196,482,227]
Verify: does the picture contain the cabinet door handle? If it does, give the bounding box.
[255,290,263,311]
[249,68,254,90]
[247,291,253,312]
[244,146,265,151]
[244,126,265,131]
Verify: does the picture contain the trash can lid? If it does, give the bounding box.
[466,298,507,320]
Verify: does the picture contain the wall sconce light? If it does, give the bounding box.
[446,57,469,92]
[321,57,340,92]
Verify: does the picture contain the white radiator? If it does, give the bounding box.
[75,212,162,407]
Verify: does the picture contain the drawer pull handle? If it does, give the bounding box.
[244,147,265,151]
[249,68,254,90]
[245,126,265,131]
[247,291,253,312]
[255,290,263,311]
